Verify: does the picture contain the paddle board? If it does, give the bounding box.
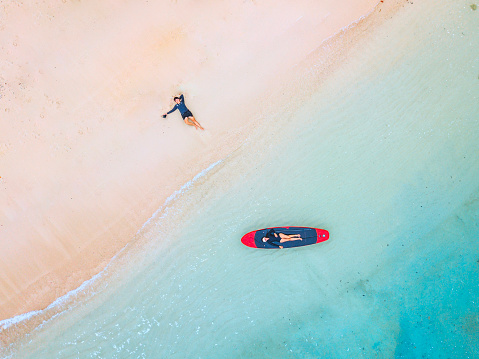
[241,226,329,249]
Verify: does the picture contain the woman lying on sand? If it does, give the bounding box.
[163,94,204,130]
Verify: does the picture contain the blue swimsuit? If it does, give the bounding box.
[264,229,281,247]
[167,95,193,119]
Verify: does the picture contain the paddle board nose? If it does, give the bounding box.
[240,232,257,248]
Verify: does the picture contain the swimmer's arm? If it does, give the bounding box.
[166,104,178,115]
[268,240,281,248]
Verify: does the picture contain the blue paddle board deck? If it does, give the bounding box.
[241,226,329,249]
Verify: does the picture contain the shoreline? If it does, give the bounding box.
[0,0,408,348]
[0,158,224,333]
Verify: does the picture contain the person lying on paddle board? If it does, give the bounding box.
[162,94,204,130]
[262,228,302,249]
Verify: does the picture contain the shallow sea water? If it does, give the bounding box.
[4,0,479,358]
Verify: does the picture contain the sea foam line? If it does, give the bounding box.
[0,244,128,332]
[0,159,224,332]
[321,1,380,45]
[139,158,223,231]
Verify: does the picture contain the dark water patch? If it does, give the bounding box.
[389,190,479,358]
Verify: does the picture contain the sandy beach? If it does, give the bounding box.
[0,0,385,325]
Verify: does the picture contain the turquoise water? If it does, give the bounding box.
[3,1,479,358]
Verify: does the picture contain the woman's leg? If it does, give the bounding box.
[184,118,197,127]
[278,233,302,242]
[279,233,301,239]
[188,116,204,130]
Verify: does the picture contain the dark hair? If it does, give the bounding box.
[173,96,180,101]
